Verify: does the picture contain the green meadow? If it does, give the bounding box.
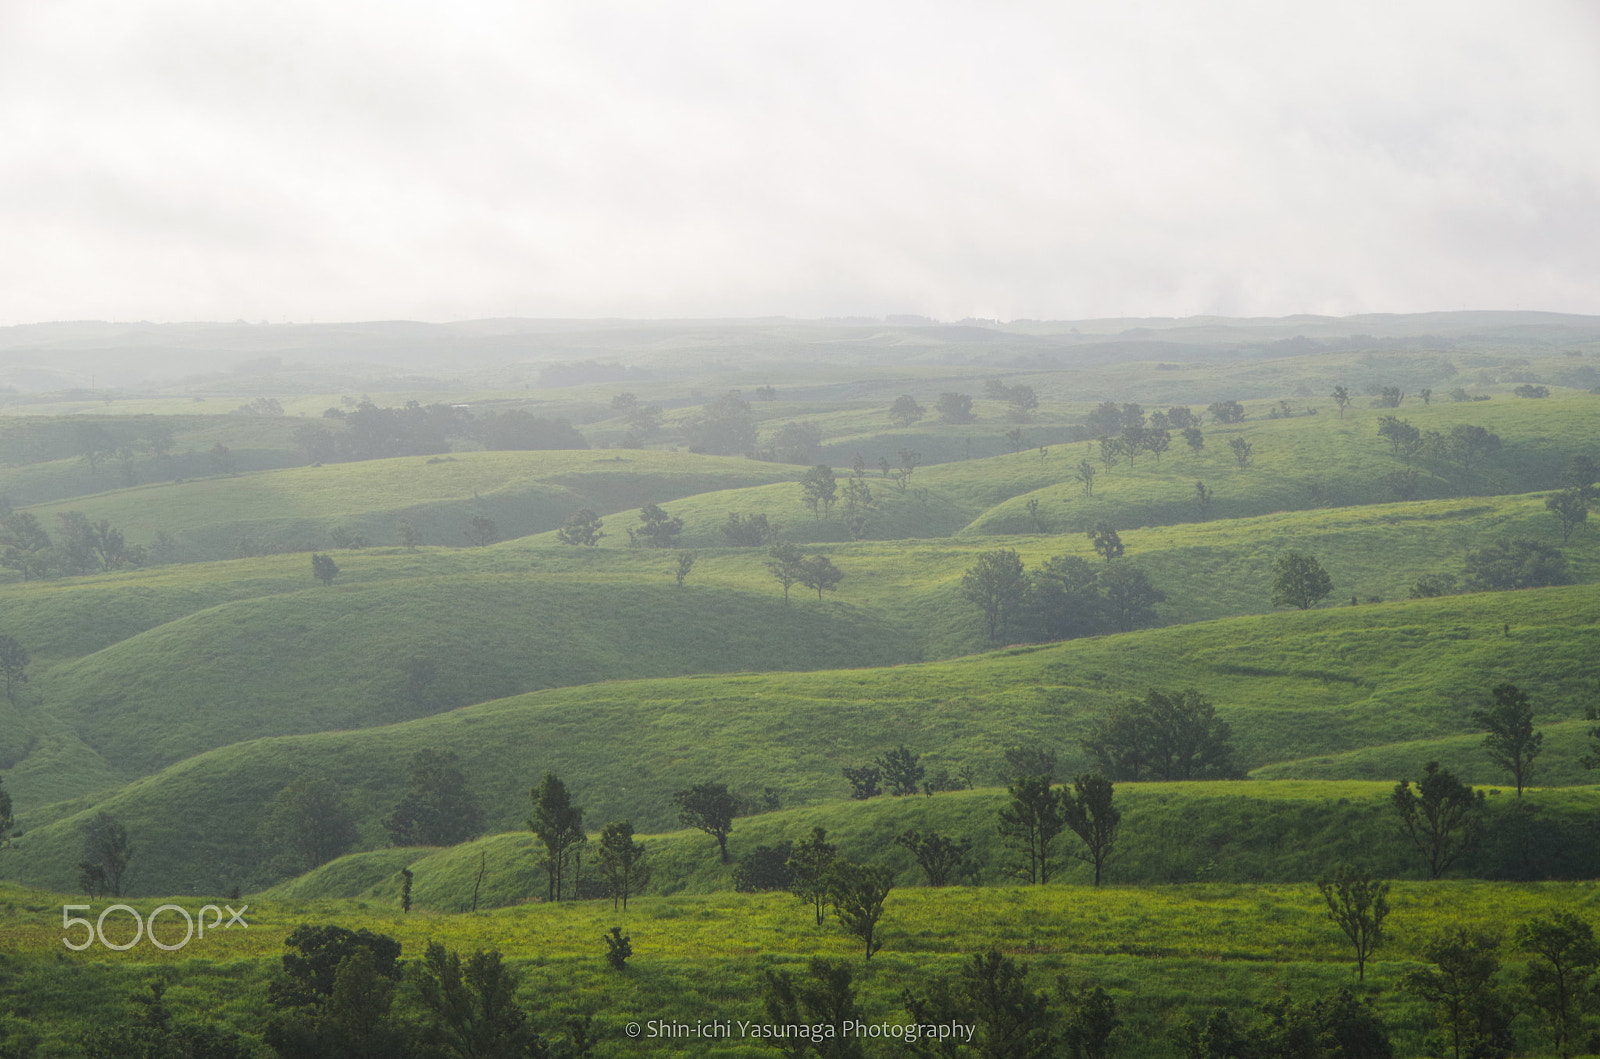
[2,322,1600,1055]
[5,875,1600,1057]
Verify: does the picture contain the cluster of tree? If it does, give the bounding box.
[77,811,135,898]
[1082,402,1207,466]
[529,772,653,909]
[557,508,605,546]
[310,401,460,461]
[0,509,145,580]
[1412,539,1575,598]
[1174,987,1390,1059]
[731,826,897,958]
[999,771,1121,886]
[0,418,169,477]
[258,925,595,1058]
[609,392,664,446]
[960,548,1165,643]
[258,776,361,879]
[722,511,775,546]
[901,949,1122,1059]
[625,503,682,548]
[684,391,759,456]
[303,401,585,464]
[766,542,843,602]
[473,410,588,452]
[0,636,28,702]
[1394,916,1600,1059]
[233,396,285,416]
[384,750,485,848]
[937,392,976,424]
[983,378,1040,419]
[79,980,257,1058]
[0,773,13,852]
[1544,456,1597,541]
[1373,417,1502,476]
[840,745,972,799]
[1081,689,1241,782]
[758,421,824,464]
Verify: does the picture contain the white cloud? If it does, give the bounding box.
[2,0,1597,323]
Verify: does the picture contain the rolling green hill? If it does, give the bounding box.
[4,582,1595,896]
[11,449,796,561]
[261,780,1600,914]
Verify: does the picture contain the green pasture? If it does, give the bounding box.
[3,583,1597,896]
[3,875,1600,1057]
[11,449,795,560]
[2,479,1592,814]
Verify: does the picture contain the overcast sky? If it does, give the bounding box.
[2,1,1597,325]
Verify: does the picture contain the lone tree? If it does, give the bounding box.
[799,554,843,601]
[1470,682,1541,796]
[1317,863,1391,981]
[1271,551,1333,610]
[1392,761,1485,879]
[997,775,1065,885]
[310,553,339,586]
[464,515,499,547]
[78,812,135,897]
[597,820,651,911]
[0,636,28,702]
[828,861,895,961]
[1545,489,1589,543]
[260,776,359,877]
[1332,385,1352,419]
[896,829,975,887]
[766,541,807,603]
[673,551,696,587]
[1087,523,1123,563]
[1082,688,1239,782]
[556,508,605,546]
[528,772,586,902]
[673,781,737,863]
[628,503,682,548]
[936,392,975,424]
[799,465,838,518]
[1515,912,1600,1059]
[383,749,485,847]
[0,774,14,852]
[961,549,1027,641]
[787,827,838,926]
[875,746,924,796]
[1228,436,1254,469]
[1060,772,1119,887]
[888,394,925,427]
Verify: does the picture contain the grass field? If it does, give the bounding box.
[3,873,1598,1057]
[3,582,1596,897]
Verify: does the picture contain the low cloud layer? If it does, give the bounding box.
[3,0,1597,324]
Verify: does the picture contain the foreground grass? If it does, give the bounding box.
[2,878,1597,1057]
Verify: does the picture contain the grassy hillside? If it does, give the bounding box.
[4,583,1595,896]
[12,450,796,561]
[260,781,1600,913]
[0,470,1592,819]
